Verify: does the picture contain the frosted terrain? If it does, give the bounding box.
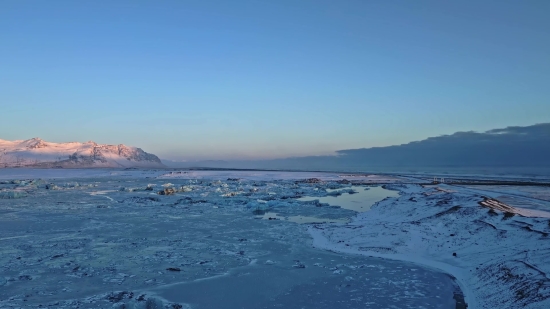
[1,169,549,308]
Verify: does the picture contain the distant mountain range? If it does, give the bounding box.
[0,138,164,168]
[4,123,549,173]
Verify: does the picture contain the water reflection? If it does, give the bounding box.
[298,186,399,212]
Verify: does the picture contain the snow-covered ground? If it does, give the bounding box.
[0,170,459,309]
[1,169,549,308]
[309,183,550,309]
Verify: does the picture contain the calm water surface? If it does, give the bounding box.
[298,186,400,212]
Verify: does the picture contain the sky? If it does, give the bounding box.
[1,0,549,160]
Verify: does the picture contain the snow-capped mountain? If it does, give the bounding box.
[0,138,165,168]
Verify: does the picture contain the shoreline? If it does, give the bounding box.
[308,183,550,309]
[308,226,474,308]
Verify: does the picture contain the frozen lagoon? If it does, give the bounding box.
[0,169,464,309]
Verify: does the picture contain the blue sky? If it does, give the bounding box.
[1,0,549,160]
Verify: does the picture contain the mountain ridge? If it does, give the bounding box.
[0,138,164,168]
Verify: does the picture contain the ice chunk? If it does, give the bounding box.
[222,192,240,197]
[107,293,182,309]
[179,186,193,192]
[0,190,28,199]
[63,182,80,188]
[158,188,176,195]
[45,183,60,190]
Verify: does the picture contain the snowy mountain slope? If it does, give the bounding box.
[0,138,165,168]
